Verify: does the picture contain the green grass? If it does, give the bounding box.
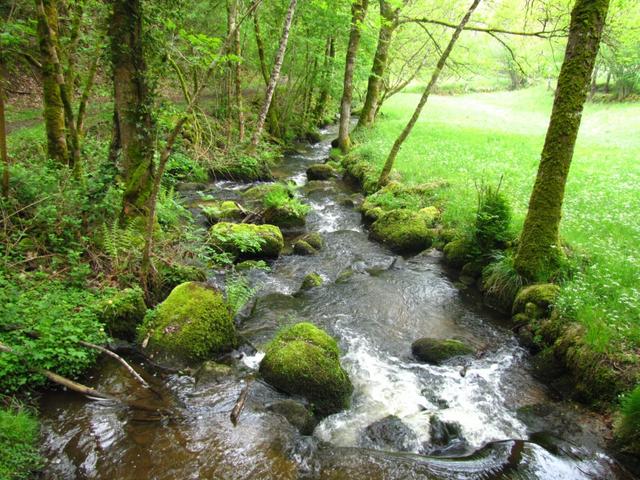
[0,405,41,480]
[353,86,640,352]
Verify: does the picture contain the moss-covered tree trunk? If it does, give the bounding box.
[36,0,68,164]
[337,0,369,153]
[377,0,481,187]
[110,0,156,222]
[514,0,610,281]
[357,0,400,129]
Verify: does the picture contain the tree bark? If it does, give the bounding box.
[357,0,401,129]
[249,0,298,150]
[514,0,610,281]
[35,0,68,164]
[110,0,156,222]
[313,36,335,125]
[230,0,245,141]
[377,0,481,187]
[337,0,369,153]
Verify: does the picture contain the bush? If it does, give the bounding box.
[0,404,42,480]
[474,181,512,253]
[615,385,640,455]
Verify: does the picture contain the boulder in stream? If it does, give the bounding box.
[360,415,419,452]
[411,338,474,364]
[424,416,469,456]
[370,209,435,254]
[268,399,317,435]
[293,232,324,256]
[293,240,317,256]
[307,164,336,181]
[300,272,323,290]
[263,205,308,228]
[259,322,353,416]
[210,222,284,259]
[138,282,237,365]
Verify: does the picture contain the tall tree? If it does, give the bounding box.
[377,0,481,187]
[0,63,8,198]
[337,0,369,152]
[35,0,68,164]
[357,0,403,129]
[110,0,156,222]
[515,0,611,281]
[313,36,336,124]
[250,0,298,150]
[228,0,245,141]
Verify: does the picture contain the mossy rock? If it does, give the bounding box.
[259,323,353,415]
[419,206,440,226]
[98,287,147,340]
[512,284,560,315]
[299,232,323,250]
[210,222,284,259]
[411,338,474,364]
[293,240,317,256]
[461,260,485,279]
[443,239,476,269]
[200,200,244,224]
[370,209,434,253]
[362,206,384,224]
[301,272,323,290]
[263,205,307,228]
[155,262,207,302]
[195,361,234,386]
[242,183,286,204]
[305,130,322,144]
[268,399,317,435]
[307,164,336,181]
[139,282,237,365]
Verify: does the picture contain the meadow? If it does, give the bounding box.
[352,86,640,353]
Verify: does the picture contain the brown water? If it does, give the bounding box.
[39,126,636,479]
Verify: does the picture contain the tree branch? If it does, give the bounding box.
[402,17,567,38]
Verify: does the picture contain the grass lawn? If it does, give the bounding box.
[352,86,640,353]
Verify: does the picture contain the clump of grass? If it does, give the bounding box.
[474,179,512,253]
[0,403,42,480]
[615,385,640,455]
[482,251,526,310]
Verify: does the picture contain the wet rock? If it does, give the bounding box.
[268,399,317,435]
[195,361,234,386]
[360,415,418,452]
[443,239,476,268]
[293,240,317,256]
[370,209,435,254]
[210,222,284,259]
[307,164,336,181]
[305,130,322,144]
[299,232,324,250]
[422,390,450,409]
[424,416,469,456]
[335,268,354,284]
[411,338,474,365]
[301,272,323,290]
[139,282,237,366]
[259,322,353,416]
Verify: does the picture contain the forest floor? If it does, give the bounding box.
[351,86,640,356]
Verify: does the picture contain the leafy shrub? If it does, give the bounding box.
[263,183,310,218]
[225,274,256,315]
[0,403,42,480]
[474,181,512,253]
[164,149,208,186]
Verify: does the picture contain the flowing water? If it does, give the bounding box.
[39,126,636,479]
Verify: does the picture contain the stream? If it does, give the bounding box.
[39,126,636,479]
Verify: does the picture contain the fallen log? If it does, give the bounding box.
[78,340,150,389]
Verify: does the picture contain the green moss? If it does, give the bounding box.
[263,205,307,228]
[155,262,208,302]
[614,385,640,456]
[212,154,273,182]
[259,323,352,415]
[411,338,474,364]
[299,232,323,250]
[210,222,284,259]
[419,206,440,226]
[97,287,147,340]
[443,239,476,268]
[301,272,323,290]
[307,164,336,181]
[512,284,560,315]
[370,209,434,253]
[293,240,317,256]
[0,407,42,480]
[138,282,237,363]
[199,200,244,224]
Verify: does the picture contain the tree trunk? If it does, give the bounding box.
[36,0,68,164]
[357,0,399,129]
[0,67,8,198]
[313,36,335,125]
[337,0,369,153]
[110,0,156,222]
[230,0,245,141]
[377,0,481,187]
[514,0,610,281]
[249,0,298,150]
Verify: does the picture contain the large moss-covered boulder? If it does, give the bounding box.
[443,239,476,268]
[411,338,474,365]
[512,284,560,316]
[307,164,336,181]
[138,282,237,364]
[98,287,147,340]
[210,222,284,259]
[370,209,435,253]
[259,323,353,415]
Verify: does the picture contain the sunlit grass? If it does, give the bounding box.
[352,86,640,352]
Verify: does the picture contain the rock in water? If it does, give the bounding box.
[138,282,237,366]
[360,415,418,452]
[369,209,435,253]
[300,273,323,290]
[259,323,353,416]
[209,222,284,259]
[268,399,317,435]
[411,338,474,365]
[307,164,336,181]
[424,416,469,456]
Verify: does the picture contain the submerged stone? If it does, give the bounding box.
[259,323,353,415]
[360,415,418,452]
[195,361,234,386]
[411,338,474,364]
[139,282,237,365]
[268,399,317,435]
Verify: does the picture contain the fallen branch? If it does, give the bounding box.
[230,379,253,426]
[78,340,150,389]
